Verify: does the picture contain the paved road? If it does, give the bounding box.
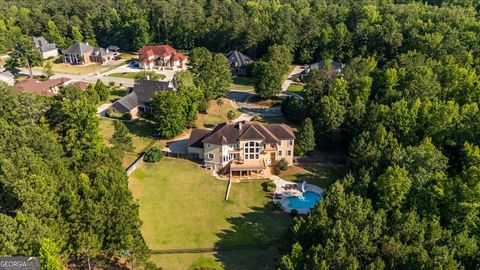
[280,65,305,100]
[23,69,136,87]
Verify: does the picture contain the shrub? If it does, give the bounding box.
[290,209,298,217]
[273,166,281,175]
[272,201,283,211]
[277,158,289,171]
[106,108,113,117]
[122,112,132,120]
[262,181,276,192]
[109,81,115,87]
[251,115,262,122]
[143,147,164,163]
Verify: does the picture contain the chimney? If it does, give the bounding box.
[238,121,242,130]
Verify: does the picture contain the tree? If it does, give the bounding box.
[263,44,292,75]
[71,26,83,44]
[6,35,42,77]
[253,61,283,99]
[151,91,186,138]
[295,118,315,156]
[188,47,232,99]
[43,61,54,78]
[176,71,204,127]
[143,147,164,163]
[374,165,412,210]
[227,110,236,121]
[94,79,109,101]
[111,121,133,154]
[44,20,65,48]
[39,238,63,270]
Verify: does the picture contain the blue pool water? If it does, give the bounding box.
[285,191,322,209]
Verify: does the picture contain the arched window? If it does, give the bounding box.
[244,141,260,160]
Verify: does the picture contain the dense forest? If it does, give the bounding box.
[0,85,148,268]
[2,0,480,269]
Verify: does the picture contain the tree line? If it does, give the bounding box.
[0,83,150,269]
[278,1,480,269]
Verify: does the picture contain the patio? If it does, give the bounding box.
[270,175,324,214]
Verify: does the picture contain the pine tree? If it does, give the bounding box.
[39,238,63,270]
[111,121,133,153]
[295,118,316,156]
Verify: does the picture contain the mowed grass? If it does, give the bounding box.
[98,118,156,154]
[230,76,254,91]
[287,83,304,92]
[33,58,106,75]
[197,99,240,128]
[130,158,291,270]
[280,162,348,189]
[108,72,166,80]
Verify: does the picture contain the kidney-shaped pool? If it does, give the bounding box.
[284,191,322,209]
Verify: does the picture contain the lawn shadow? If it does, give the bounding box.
[214,205,291,270]
[125,119,155,138]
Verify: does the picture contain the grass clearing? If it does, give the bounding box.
[130,158,291,270]
[107,87,128,103]
[287,83,304,92]
[33,58,106,75]
[230,76,254,91]
[197,99,240,128]
[252,115,290,125]
[108,72,166,80]
[280,162,347,189]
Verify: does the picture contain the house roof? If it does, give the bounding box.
[197,121,295,146]
[138,45,176,59]
[226,51,252,68]
[91,47,112,58]
[13,77,70,96]
[32,36,57,52]
[172,51,186,61]
[107,45,120,51]
[188,128,211,148]
[308,60,344,72]
[0,70,14,79]
[64,42,93,55]
[110,79,176,114]
[72,81,90,90]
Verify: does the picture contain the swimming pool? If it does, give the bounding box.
[285,191,322,209]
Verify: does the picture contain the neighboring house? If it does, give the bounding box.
[107,45,120,56]
[0,70,15,86]
[188,121,295,178]
[90,47,114,63]
[13,77,70,96]
[63,42,94,64]
[300,60,345,79]
[110,79,176,119]
[226,51,252,76]
[138,45,186,70]
[32,36,59,59]
[72,81,90,90]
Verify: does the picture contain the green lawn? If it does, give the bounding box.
[107,87,127,103]
[33,58,106,75]
[99,118,156,155]
[108,72,166,80]
[287,83,304,92]
[230,76,254,91]
[130,159,291,270]
[280,162,347,189]
[252,115,290,125]
[197,99,240,128]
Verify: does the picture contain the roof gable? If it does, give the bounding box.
[226,51,252,68]
[64,42,93,55]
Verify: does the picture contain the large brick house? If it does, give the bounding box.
[188,121,295,178]
[32,36,59,59]
[138,45,186,70]
[64,42,114,64]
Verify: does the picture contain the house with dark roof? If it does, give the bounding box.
[110,79,176,119]
[13,77,70,96]
[138,45,186,70]
[63,42,94,64]
[300,60,345,79]
[188,121,295,177]
[32,36,59,59]
[106,45,120,55]
[226,51,252,76]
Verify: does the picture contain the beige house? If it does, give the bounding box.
[188,121,295,178]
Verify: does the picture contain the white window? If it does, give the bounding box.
[207,153,214,159]
[244,141,260,160]
[288,140,293,146]
[287,150,292,157]
[278,150,282,156]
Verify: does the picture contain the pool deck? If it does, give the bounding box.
[270,175,324,214]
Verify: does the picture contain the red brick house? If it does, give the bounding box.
[138,45,186,70]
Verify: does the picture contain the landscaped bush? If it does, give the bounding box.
[277,158,289,171]
[143,147,164,163]
[262,181,276,192]
[122,112,132,120]
[290,209,298,217]
[273,166,281,175]
[105,108,113,117]
[251,115,262,122]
